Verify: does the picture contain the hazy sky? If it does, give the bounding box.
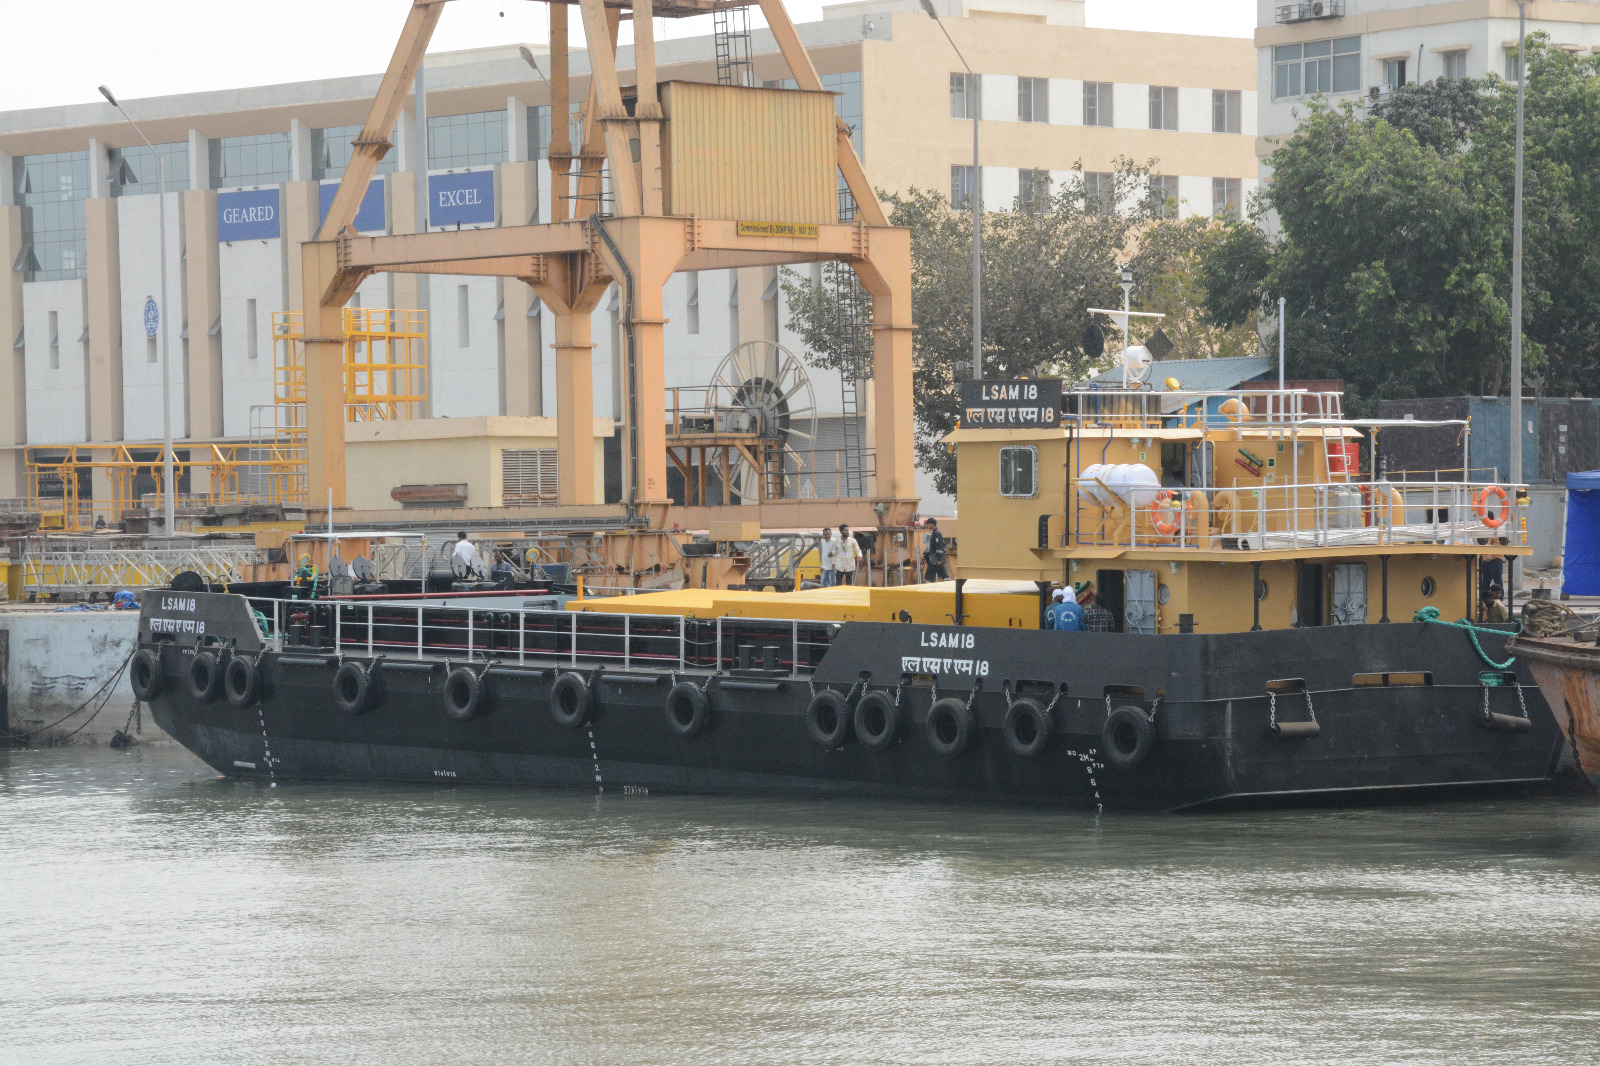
[0,0,1257,113]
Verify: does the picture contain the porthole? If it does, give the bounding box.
[1421,576,1436,598]
[1157,584,1171,606]
[1255,580,1270,602]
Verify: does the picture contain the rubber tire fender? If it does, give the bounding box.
[665,682,711,739]
[188,651,223,704]
[854,690,900,752]
[549,672,591,728]
[1101,705,1155,771]
[333,660,376,716]
[129,647,164,702]
[924,697,974,759]
[443,667,486,721]
[805,689,852,749]
[1003,698,1053,758]
[224,655,261,708]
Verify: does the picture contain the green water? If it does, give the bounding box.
[2,744,1598,1065]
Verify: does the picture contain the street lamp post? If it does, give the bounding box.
[920,0,982,381]
[1509,2,1528,597]
[99,85,176,538]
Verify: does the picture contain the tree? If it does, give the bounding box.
[784,161,1161,496]
[1207,37,1600,411]
[1128,216,1263,361]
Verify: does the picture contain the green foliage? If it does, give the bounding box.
[1218,36,1600,412]
[783,162,1247,496]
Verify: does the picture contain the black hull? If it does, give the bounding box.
[144,616,1568,812]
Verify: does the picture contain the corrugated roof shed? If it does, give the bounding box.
[1080,355,1274,392]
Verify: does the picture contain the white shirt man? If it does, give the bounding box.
[835,526,863,585]
[818,528,839,587]
[452,533,475,570]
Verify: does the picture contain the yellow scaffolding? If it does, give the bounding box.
[26,309,427,531]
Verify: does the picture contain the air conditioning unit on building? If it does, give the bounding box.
[1275,0,1345,24]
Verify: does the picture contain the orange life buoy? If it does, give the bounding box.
[1474,485,1509,529]
[1148,490,1195,537]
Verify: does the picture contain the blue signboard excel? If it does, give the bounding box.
[319,179,386,235]
[429,170,495,227]
[217,188,280,241]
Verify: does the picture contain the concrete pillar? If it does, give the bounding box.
[182,191,223,440]
[289,119,313,183]
[188,131,209,191]
[84,197,123,515]
[507,96,530,163]
[88,139,112,199]
[282,181,320,313]
[552,307,596,505]
[499,161,541,417]
[0,151,25,496]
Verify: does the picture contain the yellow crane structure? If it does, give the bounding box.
[307,0,916,524]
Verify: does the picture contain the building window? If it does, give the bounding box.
[999,446,1038,498]
[1084,172,1114,216]
[1148,175,1179,218]
[686,271,700,334]
[1384,58,1408,91]
[1506,47,1523,81]
[1018,77,1048,123]
[1213,177,1242,219]
[211,133,292,188]
[950,73,978,120]
[1018,169,1050,212]
[1213,90,1242,134]
[1441,51,1468,80]
[951,164,976,209]
[146,333,157,364]
[110,143,188,196]
[1083,82,1113,127]
[48,311,60,370]
[246,299,258,360]
[1273,37,1360,99]
[428,110,508,169]
[311,125,398,181]
[1149,86,1179,131]
[457,285,471,347]
[13,151,89,282]
[822,71,865,156]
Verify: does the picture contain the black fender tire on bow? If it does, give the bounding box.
[805,689,852,748]
[333,660,377,716]
[665,682,711,739]
[443,667,486,721]
[188,650,223,704]
[224,655,260,707]
[1101,705,1155,771]
[924,697,974,759]
[1003,698,1053,758]
[129,647,164,702]
[854,690,900,752]
[549,672,591,728]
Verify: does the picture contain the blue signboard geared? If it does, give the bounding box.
[428,170,496,228]
[319,179,386,236]
[143,296,159,338]
[216,188,282,242]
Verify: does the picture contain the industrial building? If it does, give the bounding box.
[0,0,1259,523]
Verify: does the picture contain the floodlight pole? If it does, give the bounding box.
[921,0,982,380]
[100,85,176,538]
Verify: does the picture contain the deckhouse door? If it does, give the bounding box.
[1331,563,1368,625]
[1125,569,1157,635]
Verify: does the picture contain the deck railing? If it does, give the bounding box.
[1071,479,1525,552]
[246,596,837,678]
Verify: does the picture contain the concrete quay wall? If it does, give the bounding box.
[0,609,167,745]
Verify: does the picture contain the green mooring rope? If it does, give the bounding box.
[1413,606,1517,670]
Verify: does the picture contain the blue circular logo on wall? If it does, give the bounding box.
[143,297,159,338]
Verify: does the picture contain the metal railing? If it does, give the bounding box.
[1063,388,1345,429]
[24,546,265,594]
[1071,479,1526,552]
[248,596,837,677]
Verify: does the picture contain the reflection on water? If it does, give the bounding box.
[2,745,1598,1066]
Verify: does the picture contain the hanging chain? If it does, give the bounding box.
[1269,690,1278,730]
[1147,695,1163,724]
[1514,681,1529,721]
[1302,688,1316,725]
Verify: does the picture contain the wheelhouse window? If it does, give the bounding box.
[999,446,1038,498]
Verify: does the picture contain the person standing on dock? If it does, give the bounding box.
[836,525,863,586]
[922,518,949,583]
[818,527,839,587]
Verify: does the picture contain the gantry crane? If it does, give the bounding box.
[306,0,915,528]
